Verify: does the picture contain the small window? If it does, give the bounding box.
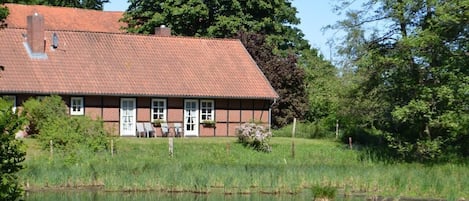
[70,97,84,115]
[2,95,16,112]
[152,99,167,122]
[200,100,214,121]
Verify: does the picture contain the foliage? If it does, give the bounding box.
[331,0,469,162]
[201,120,215,127]
[311,185,336,200]
[21,95,67,135]
[235,123,272,152]
[1,0,109,10]
[0,3,8,28]
[238,31,309,128]
[299,48,341,123]
[21,95,109,163]
[122,0,310,53]
[0,98,26,201]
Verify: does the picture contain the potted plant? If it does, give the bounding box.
[152,119,165,127]
[201,120,216,128]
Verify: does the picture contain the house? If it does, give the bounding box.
[0,4,278,137]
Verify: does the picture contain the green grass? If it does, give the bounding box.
[19,137,468,200]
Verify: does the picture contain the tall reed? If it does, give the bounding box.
[19,138,468,200]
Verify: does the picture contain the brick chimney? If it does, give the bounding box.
[27,12,45,54]
[154,25,171,36]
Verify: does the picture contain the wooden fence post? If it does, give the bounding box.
[335,120,339,139]
[291,118,296,158]
[169,137,174,157]
[49,140,53,158]
[349,137,353,149]
[292,118,297,138]
[111,139,114,157]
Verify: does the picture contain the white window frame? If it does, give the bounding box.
[200,100,214,121]
[70,97,84,115]
[2,95,16,112]
[151,98,167,122]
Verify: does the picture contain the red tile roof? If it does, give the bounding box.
[0,28,278,99]
[4,3,124,33]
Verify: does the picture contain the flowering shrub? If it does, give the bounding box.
[235,123,272,152]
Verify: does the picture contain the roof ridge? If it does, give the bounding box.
[5,27,241,42]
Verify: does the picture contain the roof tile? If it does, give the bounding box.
[4,3,124,33]
[0,28,278,99]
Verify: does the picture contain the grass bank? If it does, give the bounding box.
[19,137,468,200]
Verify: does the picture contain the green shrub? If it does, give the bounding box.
[236,123,272,152]
[38,116,109,153]
[22,95,67,135]
[22,95,109,163]
[0,98,26,201]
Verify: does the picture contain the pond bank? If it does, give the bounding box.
[19,138,468,200]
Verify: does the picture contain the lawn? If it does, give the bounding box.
[19,137,468,200]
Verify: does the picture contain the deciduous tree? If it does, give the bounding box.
[122,0,309,53]
[0,98,26,201]
[332,0,469,161]
[238,31,308,128]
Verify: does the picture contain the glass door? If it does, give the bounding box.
[184,99,199,136]
[120,98,136,136]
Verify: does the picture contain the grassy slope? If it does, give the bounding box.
[19,137,468,200]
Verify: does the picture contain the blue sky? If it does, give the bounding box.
[104,1,348,59]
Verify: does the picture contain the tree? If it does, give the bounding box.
[0,98,26,201]
[0,3,8,28]
[299,48,344,137]
[332,0,469,161]
[1,0,109,10]
[238,31,308,128]
[122,0,310,53]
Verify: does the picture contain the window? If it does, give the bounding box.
[200,100,214,121]
[70,97,84,115]
[151,99,167,122]
[2,95,16,112]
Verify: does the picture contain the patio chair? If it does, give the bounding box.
[144,122,155,138]
[161,123,169,137]
[173,123,183,137]
[136,123,145,138]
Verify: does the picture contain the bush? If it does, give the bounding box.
[0,98,26,201]
[22,95,67,135]
[21,95,109,163]
[235,123,272,152]
[38,116,109,152]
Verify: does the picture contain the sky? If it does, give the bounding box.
[104,1,348,60]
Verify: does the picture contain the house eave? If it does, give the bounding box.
[0,90,278,100]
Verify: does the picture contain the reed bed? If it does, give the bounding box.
[19,137,468,200]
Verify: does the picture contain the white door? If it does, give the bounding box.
[120,98,136,136]
[184,99,199,136]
